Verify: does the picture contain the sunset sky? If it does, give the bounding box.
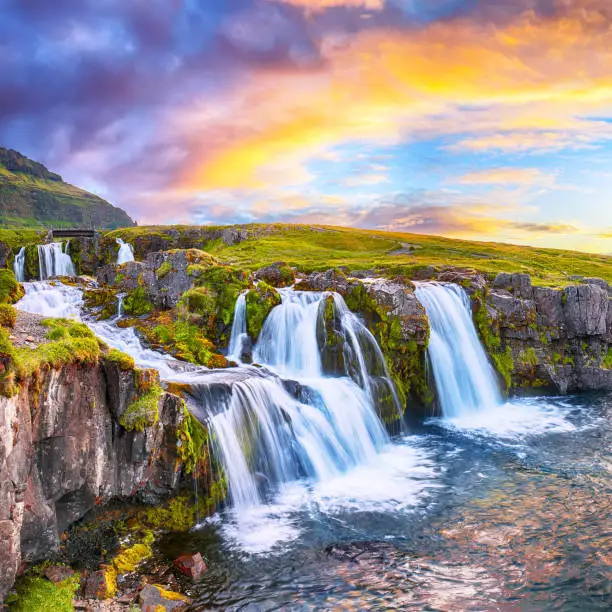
[2,0,612,252]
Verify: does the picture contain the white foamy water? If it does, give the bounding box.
[431,398,578,440]
[13,247,26,282]
[16,281,83,318]
[116,238,135,264]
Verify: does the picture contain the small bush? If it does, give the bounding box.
[0,269,24,304]
[0,304,17,328]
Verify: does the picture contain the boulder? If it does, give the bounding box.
[492,273,533,299]
[562,284,609,337]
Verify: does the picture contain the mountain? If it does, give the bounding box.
[0,147,134,229]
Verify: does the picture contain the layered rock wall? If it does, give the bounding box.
[0,358,186,600]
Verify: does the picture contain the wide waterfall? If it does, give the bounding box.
[13,247,25,282]
[116,238,135,264]
[414,282,501,418]
[38,242,75,280]
[211,289,392,508]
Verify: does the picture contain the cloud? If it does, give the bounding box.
[453,168,555,186]
[268,0,384,11]
[344,173,390,186]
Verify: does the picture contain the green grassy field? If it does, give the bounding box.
[107,224,612,287]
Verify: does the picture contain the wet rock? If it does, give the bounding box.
[325,541,400,564]
[173,552,207,581]
[43,565,75,583]
[139,583,191,611]
[84,570,113,600]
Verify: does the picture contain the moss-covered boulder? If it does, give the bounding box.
[245,281,281,341]
[123,286,153,316]
[254,262,295,288]
[0,268,24,304]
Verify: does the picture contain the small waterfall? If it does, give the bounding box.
[117,294,124,318]
[414,282,501,418]
[116,238,135,264]
[38,242,75,280]
[16,281,83,319]
[227,293,247,361]
[13,247,26,282]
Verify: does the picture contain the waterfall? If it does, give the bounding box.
[37,242,75,280]
[414,282,501,418]
[227,293,247,361]
[116,238,135,264]
[13,247,25,282]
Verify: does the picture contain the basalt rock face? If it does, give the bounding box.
[0,358,185,600]
[470,273,612,394]
[97,250,214,310]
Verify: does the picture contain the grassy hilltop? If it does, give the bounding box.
[107,224,612,287]
[0,147,134,229]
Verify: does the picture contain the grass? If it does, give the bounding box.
[8,573,80,612]
[141,223,612,288]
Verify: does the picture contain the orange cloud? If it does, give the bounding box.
[174,0,612,244]
[454,168,555,186]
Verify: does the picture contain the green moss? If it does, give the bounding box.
[182,264,250,346]
[119,382,163,432]
[0,304,17,328]
[518,347,539,367]
[24,243,40,280]
[491,347,514,389]
[8,573,80,612]
[143,495,197,532]
[0,268,24,304]
[157,260,172,279]
[106,348,135,371]
[123,287,153,316]
[151,319,224,367]
[112,541,152,574]
[176,404,209,476]
[602,347,612,370]
[245,281,281,341]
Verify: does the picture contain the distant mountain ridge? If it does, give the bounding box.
[0,147,134,229]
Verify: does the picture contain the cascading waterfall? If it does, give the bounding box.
[414,282,501,418]
[37,242,75,280]
[116,238,135,264]
[15,281,399,512]
[13,247,26,282]
[214,289,395,508]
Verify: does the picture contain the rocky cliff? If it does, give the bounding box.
[0,338,193,600]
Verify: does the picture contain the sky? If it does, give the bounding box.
[2,0,612,253]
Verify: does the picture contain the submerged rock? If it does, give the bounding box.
[173,552,207,581]
[139,583,191,611]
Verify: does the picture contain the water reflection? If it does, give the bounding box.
[158,394,612,611]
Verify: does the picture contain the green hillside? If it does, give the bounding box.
[0,147,134,229]
[107,224,612,287]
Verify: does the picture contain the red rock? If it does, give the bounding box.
[84,569,114,599]
[173,553,206,581]
[139,584,191,612]
[43,565,75,584]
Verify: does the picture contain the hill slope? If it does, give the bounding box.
[0,147,134,229]
[107,224,612,287]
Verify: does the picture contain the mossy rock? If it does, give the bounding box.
[245,281,281,341]
[119,382,163,431]
[0,268,24,304]
[83,288,118,320]
[123,287,153,316]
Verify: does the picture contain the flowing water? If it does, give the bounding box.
[13,280,612,610]
[37,242,76,279]
[415,282,501,418]
[116,238,135,264]
[13,247,25,282]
